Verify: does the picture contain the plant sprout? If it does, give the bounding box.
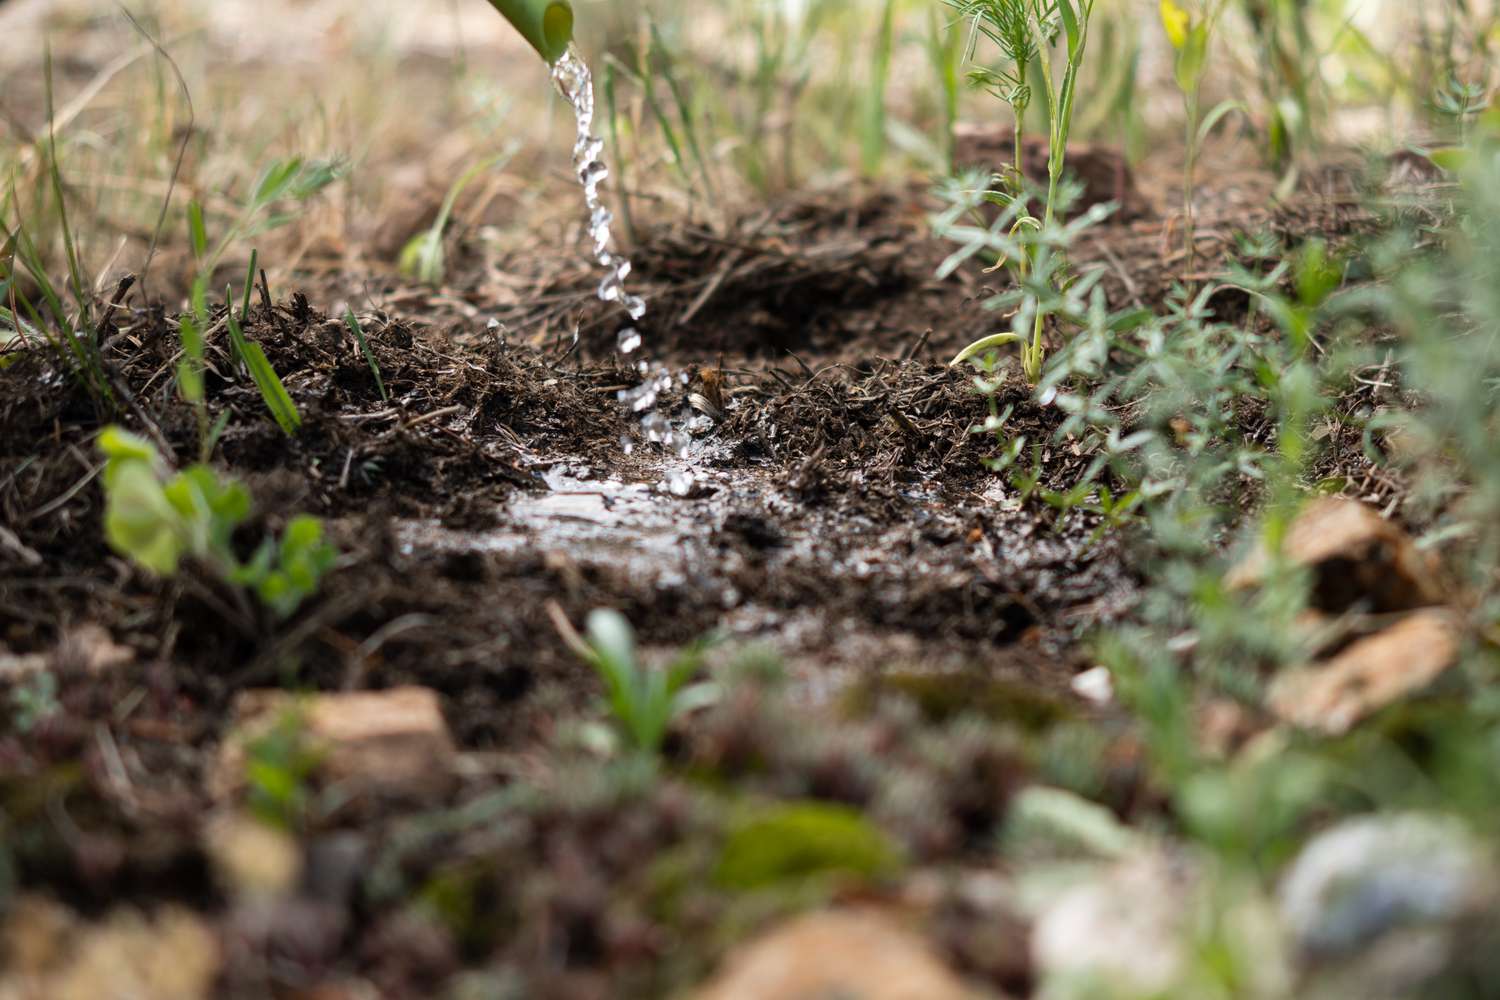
[944,0,1098,385]
[550,604,718,756]
[1160,0,1241,276]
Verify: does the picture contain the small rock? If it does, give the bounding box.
[1069,666,1114,706]
[1279,813,1500,996]
[1280,813,1495,957]
[212,687,456,804]
[1031,853,1190,996]
[205,811,302,897]
[1226,498,1444,613]
[1268,609,1461,735]
[692,909,978,1000]
[0,899,220,1000]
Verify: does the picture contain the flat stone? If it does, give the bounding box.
[1226,498,1444,614]
[212,687,456,803]
[692,909,978,1000]
[0,898,220,1000]
[1268,609,1462,735]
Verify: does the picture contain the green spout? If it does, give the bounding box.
[486,0,573,64]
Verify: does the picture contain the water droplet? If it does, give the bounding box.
[665,469,697,497]
[664,429,692,458]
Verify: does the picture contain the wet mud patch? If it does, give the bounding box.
[0,168,1405,997]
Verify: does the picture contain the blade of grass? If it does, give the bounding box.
[861,0,898,176]
[240,248,258,323]
[650,23,718,202]
[602,56,638,245]
[225,288,300,435]
[343,309,388,403]
[188,200,207,260]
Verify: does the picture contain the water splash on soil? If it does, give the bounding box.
[552,45,701,487]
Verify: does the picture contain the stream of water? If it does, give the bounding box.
[550,47,700,492]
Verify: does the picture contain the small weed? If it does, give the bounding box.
[243,708,322,831]
[224,280,301,436]
[940,0,1101,383]
[1160,0,1244,274]
[550,604,718,756]
[10,671,60,733]
[97,426,335,620]
[398,147,516,286]
[343,309,389,404]
[714,801,902,891]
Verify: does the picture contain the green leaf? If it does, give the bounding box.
[1427,146,1473,173]
[98,425,160,470]
[102,461,187,576]
[227,303,301,435]
[187,200,207,260]
[1174,20,1210,93]
[951,331,1024,367]
[1196,98,1247,147]
[252,158,303,207]
[1057,0,1081,57]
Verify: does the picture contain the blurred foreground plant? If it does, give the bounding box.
[98,426,335,621]
[550,605,718,756]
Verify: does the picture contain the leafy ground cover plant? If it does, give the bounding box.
[98,426,335,620]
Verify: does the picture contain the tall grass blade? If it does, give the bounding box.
[240,248,258,323]
[226,289,300,435]
[861,0,897,175]
[650,23,717,201]
[343,309,388,403]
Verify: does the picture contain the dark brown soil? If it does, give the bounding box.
[0,158,1389,996]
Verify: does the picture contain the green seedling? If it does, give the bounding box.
[187,156,343,322]
[225,284,301,436]
[97,426,335,619]
[3,62,114,410]
[1160,0,1243,276]
[244,708,323,830]
[343,310,389,403]
[11,671,60,733]
[399,147,516,285]
[944,0,1099,384]
[551,605,717,755]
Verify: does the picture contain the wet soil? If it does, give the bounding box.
[0,156,1391,995]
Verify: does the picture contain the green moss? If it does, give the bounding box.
[714,801,901,891]
[845,671,1073,732]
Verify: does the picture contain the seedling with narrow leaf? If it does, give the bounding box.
[550,605,717,755]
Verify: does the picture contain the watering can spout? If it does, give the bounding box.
[487,0,573,64]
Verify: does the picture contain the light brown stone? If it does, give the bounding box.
[212,687,456,803]
[692,908,977,1000]
[1269,609,1462,735]
[0,900,220,1000]
[1226,498,1444,613]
